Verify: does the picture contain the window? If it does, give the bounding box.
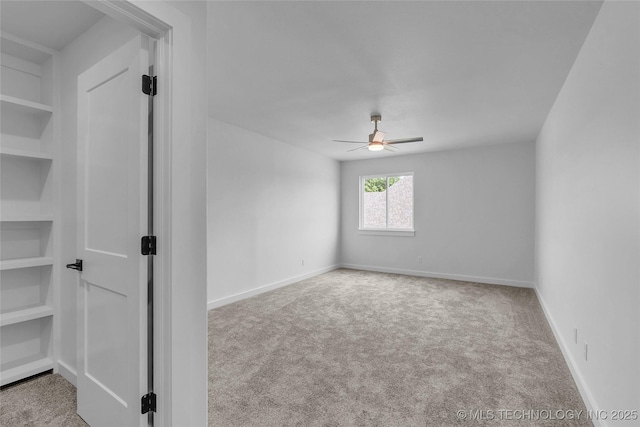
[359,173,414,236]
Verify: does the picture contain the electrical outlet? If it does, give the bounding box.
[417,256,423,264]
[584,342,588,361]
[301,259,305,266]
[574,328,578,344]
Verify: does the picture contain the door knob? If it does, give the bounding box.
[66,259,83,272]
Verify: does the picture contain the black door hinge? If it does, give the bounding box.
[141,235,157,255]
[142,74,157,96]
[141,392,156,414]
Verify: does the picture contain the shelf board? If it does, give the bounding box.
[0,305,53,327]
[0,214,53,222]
[1,32,55,62]
[0,257,54,271]
[0,94,53,115]
[0,355,54,387]
[0,147,53,160]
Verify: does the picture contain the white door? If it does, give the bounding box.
[76,35,149,427]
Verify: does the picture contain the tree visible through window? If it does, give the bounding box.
[361,174,413,230]
[364,177,399,193]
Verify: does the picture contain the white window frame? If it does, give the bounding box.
[359,172,415,236]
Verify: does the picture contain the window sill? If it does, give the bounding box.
[358,229,415,237]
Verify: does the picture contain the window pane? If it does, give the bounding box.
[363,177,386,228]
[387,175,413,229]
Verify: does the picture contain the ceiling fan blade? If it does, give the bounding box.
[333,139,369,144]
[347,144,369,152]
[372,130,386,143]
[385,137,424,144]
[383,144,399,152]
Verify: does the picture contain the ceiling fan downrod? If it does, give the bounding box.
[369,114,385,147]
[371,114,382,130]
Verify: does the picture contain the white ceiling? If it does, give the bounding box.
[0,1,603,161]
[208,1,603,161]
[0,1,104,51]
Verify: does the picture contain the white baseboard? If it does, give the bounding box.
[534,288,604,427]
[55,359,77,387]
[340,263,534,288]
[207,264,340,310]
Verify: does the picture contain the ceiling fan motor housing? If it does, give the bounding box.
[370,115,384,142]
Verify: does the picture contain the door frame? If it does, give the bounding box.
[81,1,207,426]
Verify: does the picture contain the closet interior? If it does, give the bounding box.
[1,1,107,386]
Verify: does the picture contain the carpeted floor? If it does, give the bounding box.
[208,269,591,426]
[1,269,591,426]
[0,372,87,426]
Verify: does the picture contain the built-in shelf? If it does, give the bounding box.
[0,214,53,222]
[0,257,54,271]
[0,355,54,386]
[1,31,54,64]
[1,30,57,387]
[0,94,53,115]
[0,305,53,327]
[0,147,53,161]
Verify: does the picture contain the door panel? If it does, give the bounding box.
[77,34,148,427]
[85,70,130,256]
[85,284,127,400]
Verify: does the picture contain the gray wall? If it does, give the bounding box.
[207,118,341,307]
[535,0,640,416]
[340,142,536,287]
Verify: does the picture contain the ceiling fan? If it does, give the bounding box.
[333,115,423,152]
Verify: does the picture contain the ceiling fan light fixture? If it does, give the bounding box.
[333,114,423,153]
[368,141,384,151]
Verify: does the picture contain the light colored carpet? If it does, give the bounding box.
[0,373,87,426]
[0,269,590,426]
[208,268,591,426]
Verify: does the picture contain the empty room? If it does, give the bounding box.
[0,1,638,427]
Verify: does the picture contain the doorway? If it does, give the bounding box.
[0,1,208,425]
[1,3,155,425]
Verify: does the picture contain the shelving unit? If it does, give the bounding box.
[0,147,54,161]
[1,257,55,270]
[1,306,55,327]
[1,32,58,386]
[1,94,54,114]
